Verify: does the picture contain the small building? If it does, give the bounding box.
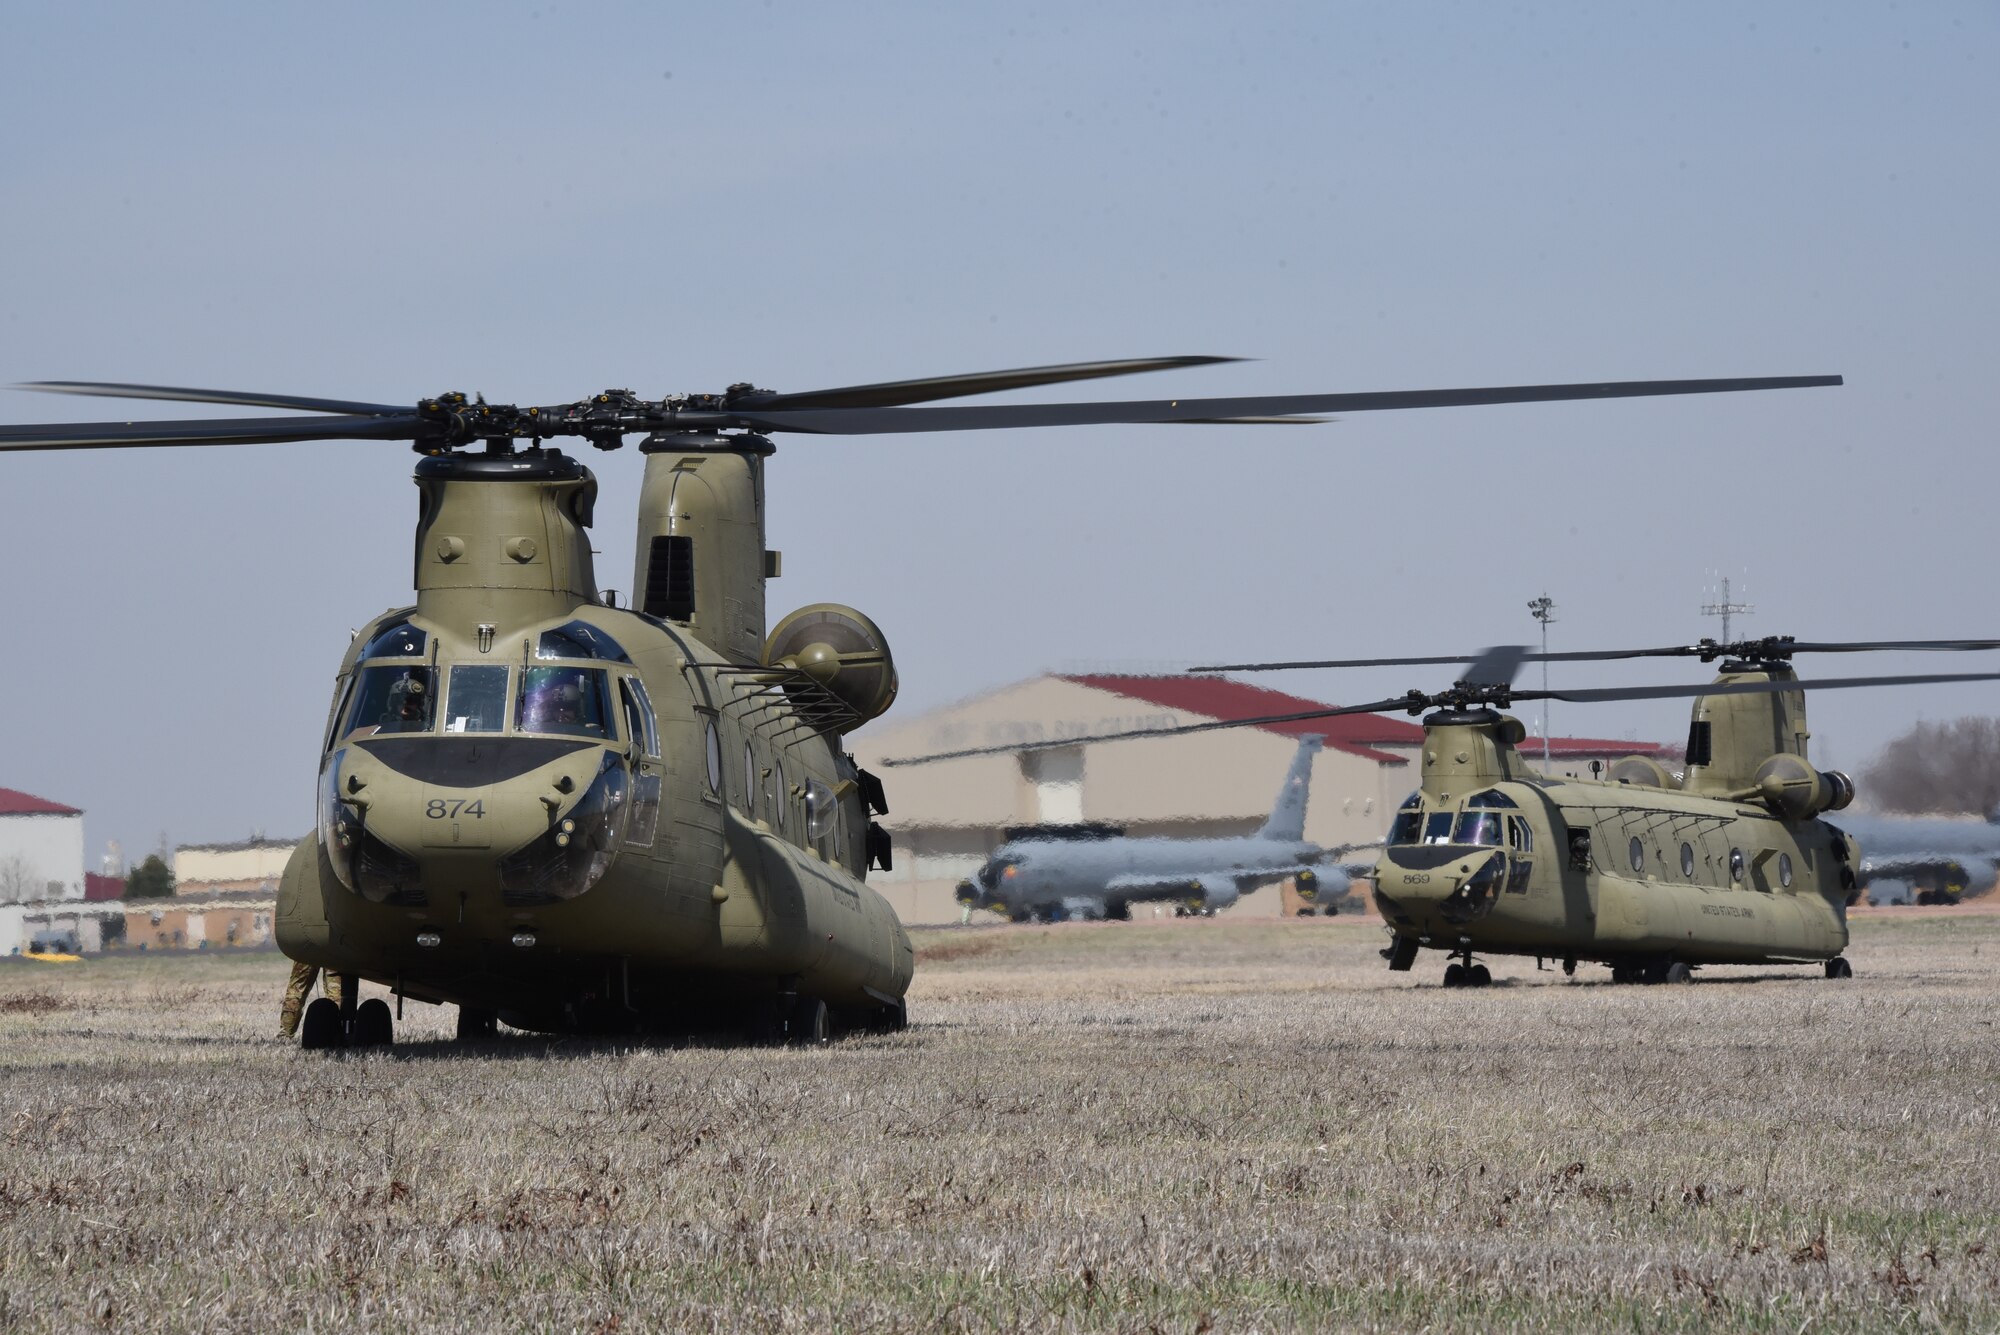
[118,896,275,952]
[173,837,301,897]
[0,787,95,952]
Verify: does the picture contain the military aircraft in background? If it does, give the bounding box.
[940,736,1375,921]
[1837,812,2000,904]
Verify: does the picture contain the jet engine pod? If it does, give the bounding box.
[1752,754,1855,819]
[1295,868,1320,902]
[1607,755,1681,790]
[764,603,899,729]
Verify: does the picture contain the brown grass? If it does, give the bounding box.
[0,913,1995,1332]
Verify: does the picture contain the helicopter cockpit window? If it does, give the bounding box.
[1465,790,1518,809]
[536,621,632,664]
[446,665,509,734]
[517,666,613,740]
[624,678,659,756]
[342,665,436,737]
[1452,811,1505,846]
[358,619,426,660]
[1422,812,1455,844]
[1389,809,1424,844]
[323,676,357,753]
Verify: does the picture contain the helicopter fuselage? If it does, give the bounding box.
[1371,710,1853,978]
[274,447,913,1034]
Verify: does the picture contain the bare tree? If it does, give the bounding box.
[0,855,35,905]
[1865,716,2000,817]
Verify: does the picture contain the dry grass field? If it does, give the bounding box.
[2,913,1997,1333]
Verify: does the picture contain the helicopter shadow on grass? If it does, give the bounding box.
[356,1028,911,1062]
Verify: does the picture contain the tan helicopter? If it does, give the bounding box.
[1212,639,2000,984]
[890,638,2000,987]
[1,361,1842,1043]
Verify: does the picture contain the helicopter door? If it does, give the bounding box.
[620,677,662,849]
[1505,816,1533,893]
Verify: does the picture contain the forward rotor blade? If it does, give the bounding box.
[18,380,408,417]
[1193,652,1494,673]
[754,356,1243,410]
[879,697,1410,766]
[729,374,1842,435]
[0,413,425,451]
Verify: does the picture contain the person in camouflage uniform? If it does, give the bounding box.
[277,959,344,1039]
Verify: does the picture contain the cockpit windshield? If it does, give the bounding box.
[445,665,509,734]
[358,619,427,660]
[1452,811,1505,846]
[342,665,436,737]
[1389,809,1424,844]
[516,666,613,739]
[535,621,631,663]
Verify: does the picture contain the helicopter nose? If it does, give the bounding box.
[318,741,629,908]
[1372,846,1507,931]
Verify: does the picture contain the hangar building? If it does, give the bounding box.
[848,674,1668,925]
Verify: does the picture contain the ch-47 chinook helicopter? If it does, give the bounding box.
[0,360,1840,1044]
[889,637,2000,987]
[1192,637,2000,985]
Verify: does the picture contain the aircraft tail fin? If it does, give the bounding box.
[1256,735,1324,843]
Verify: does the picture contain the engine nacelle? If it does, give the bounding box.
[1608,755,1681,789]
[1752,754,1855,819]
[763,603,899,730]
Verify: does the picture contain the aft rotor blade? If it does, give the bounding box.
[879,697,1412,766]
[19,380,409,417]
[0,413,425,451]
[730,374,1842,435]
[879,667,2000,766]
[1530,671,2000,706]
[756,356,1244,410]
[1745,639,2000,655]
[1194,636,2000,674]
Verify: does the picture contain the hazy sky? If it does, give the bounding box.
[2,2,1994,861]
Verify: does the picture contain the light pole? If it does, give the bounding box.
[1527,594,1556,770]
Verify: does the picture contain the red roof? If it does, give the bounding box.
[1060,675,1667,761]
[1521,736,1674,759]
[84,873,125,901]
[0,787,81,817]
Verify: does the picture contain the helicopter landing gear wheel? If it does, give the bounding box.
[1825,957,1853,980]
[299,997,344,1051]
[869,998,908,1033]
[1443,962,1466,988]
[456,1007,498,1042]
[351,997,394,1048]
[785,994,831,1045]
[1468,963,1492,988]
[1665,961,1693,985]
[1382,936,1419,972]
